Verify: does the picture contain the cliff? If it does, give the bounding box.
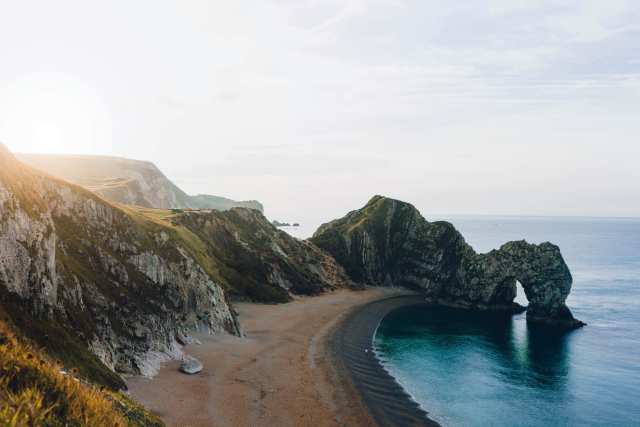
[17,153,263,212]
[173,208,358,302]
[1,145,241,388]
[0,145,354,390]
[311,195,584,329]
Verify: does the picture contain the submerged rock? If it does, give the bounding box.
[179,356,203,375]
[311,195,585,329]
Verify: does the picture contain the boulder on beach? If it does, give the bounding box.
[180,356,203,375]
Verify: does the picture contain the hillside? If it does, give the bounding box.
[17,153,263,212]
[1,144,240,388]
[0,321,163,426]
[311,195,584,328]
[172,207,358,302]
[0,144,353,394]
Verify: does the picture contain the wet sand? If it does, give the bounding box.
[128,288,413,427]
[331,296,440,427]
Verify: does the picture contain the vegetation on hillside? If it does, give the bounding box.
[0,321,164,427]
[0,145,353,427]
[0,289,127,391]
[124,205,356,303]
[16,152,264,212]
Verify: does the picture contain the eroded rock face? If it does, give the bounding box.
[311,195,584,329]
[173,207,360,302]
[0,145,239,387]
[0,145,359,389]
[462,241,583,328]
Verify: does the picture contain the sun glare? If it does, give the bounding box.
[1,74,111,154]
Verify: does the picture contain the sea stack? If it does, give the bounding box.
[311,195,584,329]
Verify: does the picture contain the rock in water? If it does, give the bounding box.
[311,195,585,329]
[180,356,203,374]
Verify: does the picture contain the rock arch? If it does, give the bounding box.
[471,240,585,329]
[312,195,585,330]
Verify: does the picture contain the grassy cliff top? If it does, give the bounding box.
[312,195,423,237]
[16,151,263,212]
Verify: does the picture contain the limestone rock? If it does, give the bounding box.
[176,332,201,346]
[173,207,360,302]
[179,356,203,375]
[311,195,584,329]
[0,144,358,391]
[0,145,239,387]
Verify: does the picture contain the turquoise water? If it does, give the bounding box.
[375,217,640,427]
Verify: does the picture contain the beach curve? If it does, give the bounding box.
[329,295,441,427]
[128,288,425,426]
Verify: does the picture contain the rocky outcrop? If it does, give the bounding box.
[17,153,263,212]
[174,208,360,302]
[0,145,357,389]
[311,195,584,329]
[475,240,581,327]
[0,145,239,388]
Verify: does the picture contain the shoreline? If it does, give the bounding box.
[330,296,441,427]
[127,288,403,426]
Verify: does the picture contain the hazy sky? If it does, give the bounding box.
[1,1,639,224]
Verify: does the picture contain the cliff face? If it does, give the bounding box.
[311,195,584,329]
[0,146,356,388]
[0,146,239,388]
[17,153,263,212]
[173,208,359,302]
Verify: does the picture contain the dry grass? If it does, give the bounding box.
[120,205,225,286]
[0,322,163,427]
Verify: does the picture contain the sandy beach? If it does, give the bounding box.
[128,288,409,427]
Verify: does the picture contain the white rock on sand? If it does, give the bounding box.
[179,356,203,375]
[128,289,404,427]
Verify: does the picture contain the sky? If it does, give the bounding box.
[1,0,639,225]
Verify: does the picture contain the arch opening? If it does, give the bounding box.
[514,280,528,307]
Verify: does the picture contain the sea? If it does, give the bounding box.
[373,216,640,427]
[283,216,640,426]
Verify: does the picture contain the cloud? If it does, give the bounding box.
[1,0,639,218]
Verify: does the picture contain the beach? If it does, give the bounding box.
[331,296,440,427]
[128,288,421,427]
